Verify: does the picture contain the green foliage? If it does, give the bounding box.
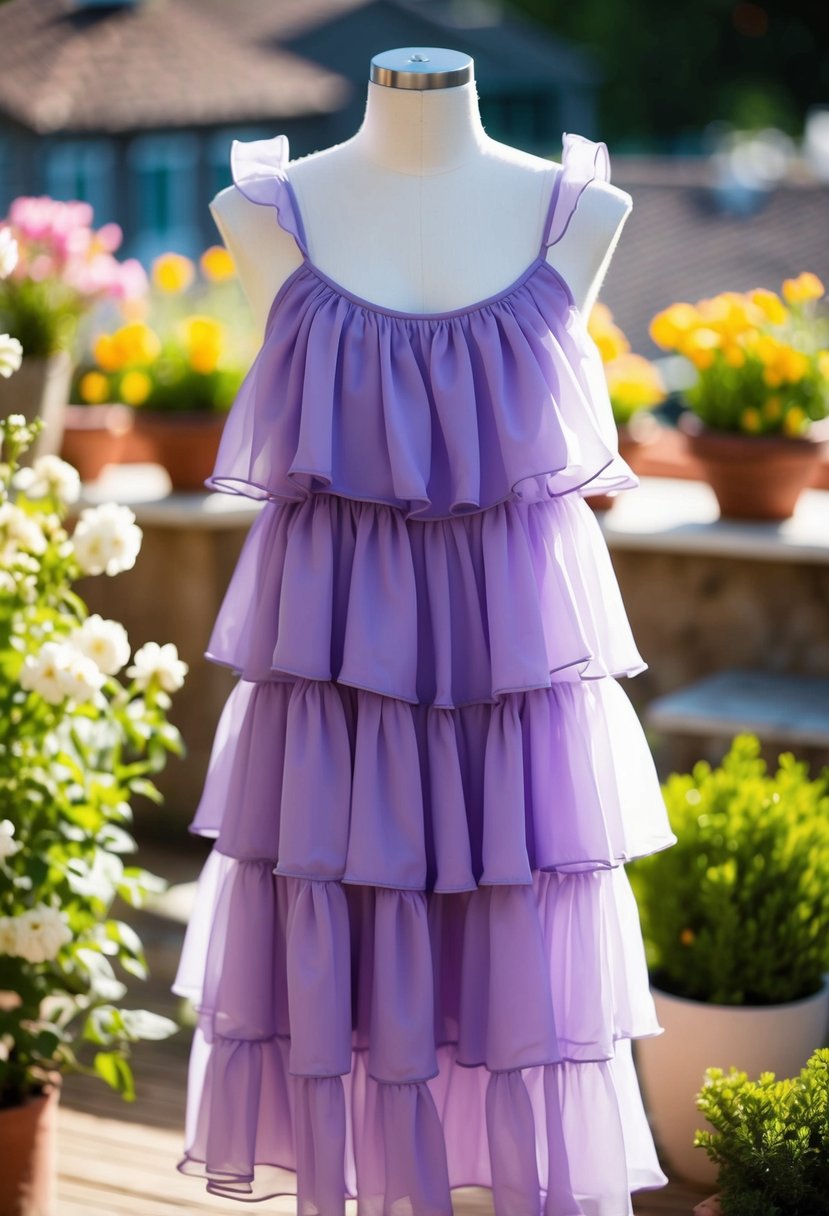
[694,1049,829,1216]
[0,277,79,357]
[0,415,185,1108]
[628,733,829,1005]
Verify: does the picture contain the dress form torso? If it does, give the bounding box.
[210,79,632,337]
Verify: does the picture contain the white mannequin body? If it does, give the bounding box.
[211,78,632,339]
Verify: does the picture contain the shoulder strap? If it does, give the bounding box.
[540,132,611,252]
[229,134,309,259]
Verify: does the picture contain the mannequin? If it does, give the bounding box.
[210,47,632,339]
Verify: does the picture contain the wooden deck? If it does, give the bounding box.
[57,840,711,1215]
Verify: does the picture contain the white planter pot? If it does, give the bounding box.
[634,978,829,1187]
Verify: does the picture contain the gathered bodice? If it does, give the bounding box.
[208,131,638,520]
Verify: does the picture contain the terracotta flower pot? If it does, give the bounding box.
[585,411,662,512]
[129,410,228,491]
[677,411,829,521]
[0,1076,61,1216]
[0,351,73,463]
[59,403,135,483]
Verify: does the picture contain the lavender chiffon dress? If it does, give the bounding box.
[172,130,676,1215]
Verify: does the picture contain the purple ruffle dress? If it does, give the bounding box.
[172,130,676,1215]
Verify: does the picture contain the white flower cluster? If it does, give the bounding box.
[0,500,47,562]
[73,614,130,676]
[20,639,104,705]
[0,819,20,861]
[71,502,142,576]
[0,904,72,964]
[14,454,81,506]
[0,226,21,377]
[127,641,188,693]
[19,613,134,705]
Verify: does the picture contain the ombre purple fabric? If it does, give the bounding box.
[173,131,676,1214]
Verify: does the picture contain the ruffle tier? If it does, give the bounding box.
[172,852,668,1213]
[190,676,675,889]
[206,490,646,706]
[206,260,639,520]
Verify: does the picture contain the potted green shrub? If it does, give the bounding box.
[0,414,188,1215]
[629,733,829,1186]
[692,1048,829,1216]
[648,273,829,520]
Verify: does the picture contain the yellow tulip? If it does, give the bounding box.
[93,333,123,373]
[648,302,700,350]
[750,288,787,326]
[740,407,761,432]
[782,405,807,436]
[722,343,746,368]
[152,252,196,294]
[678,327,721,370]
[781,272,824,305]
[200,245,236,282]
[604,352,666,409]
[112,321,161,366]
[78,371,110,404]
[119,370,152,405]
[182,315,223,374]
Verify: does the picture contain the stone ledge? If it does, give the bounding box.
[598,476,829,565]
[77,463,263,529]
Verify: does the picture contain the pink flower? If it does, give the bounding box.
[96,223,123,254]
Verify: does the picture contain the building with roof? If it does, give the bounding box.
[0,0,600,261]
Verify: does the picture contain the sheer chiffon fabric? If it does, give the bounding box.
[173,129,671,1213]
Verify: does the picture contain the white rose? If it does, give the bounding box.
[71,502,142,576]
[0,227,17,279]
[0,335,23,379]
[127,641,188,693]
[72,614,130,676]
[13,906,72,964]
[0,501,47,558]
[0,820,19,861]
[14,455,81,505]
[19,640,104,705]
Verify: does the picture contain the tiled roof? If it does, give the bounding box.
[0,0,352,133]
[604,156,829,357]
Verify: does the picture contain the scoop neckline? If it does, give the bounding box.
[269,173,576,325]
[265,253,575,330]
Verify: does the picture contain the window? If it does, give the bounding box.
[128,133,199,262]
[43,139,115,222]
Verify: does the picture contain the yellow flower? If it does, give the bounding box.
[200,245,236,282]
[78,371,110,404]
[763,396,782,421]
[679,327,721,370]
[604,352,666,410]
[750,288,787,326]
[112,321,161,366]
[119,370,152,406]
[182,315,223,374]
[740,407,761,432]
[781,272,825,305]
[152,252,195,294]
[92,333,123,373]
[722,343,746,368]
[648,302,700,351]
[782,406,807,436]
